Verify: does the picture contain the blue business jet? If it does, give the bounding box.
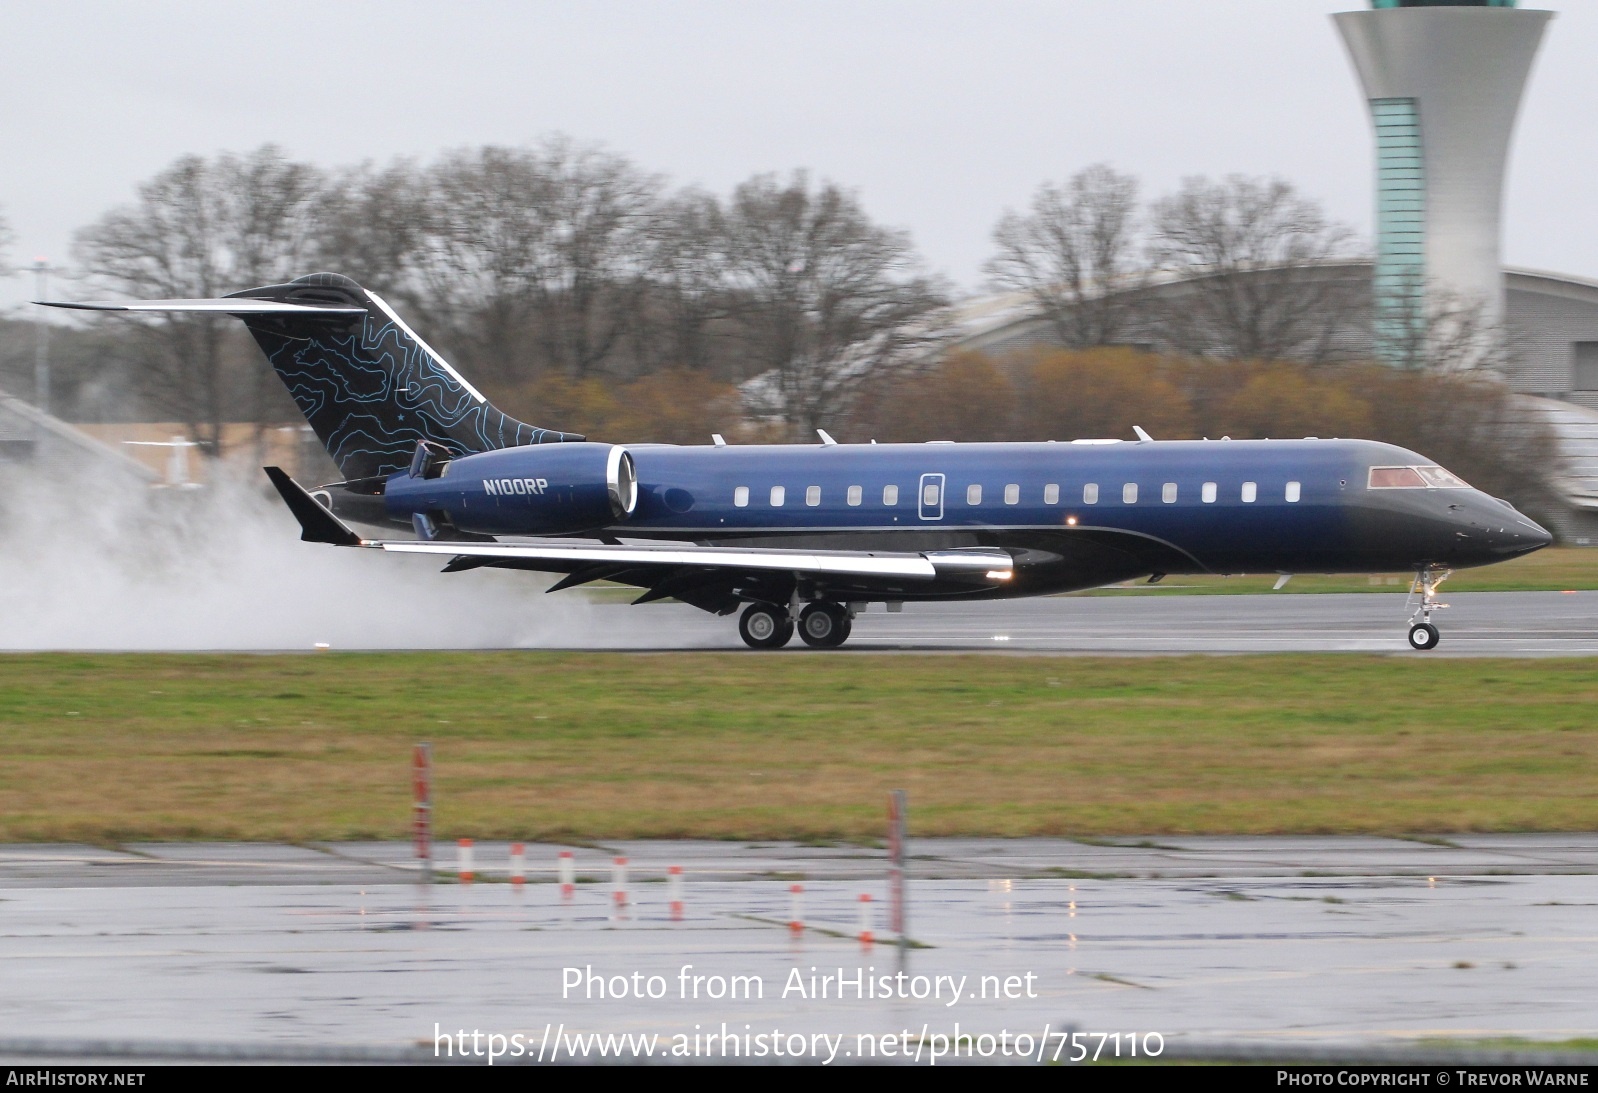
[45,273,1552,651]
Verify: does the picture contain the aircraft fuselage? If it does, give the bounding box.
[377,436,1550,603]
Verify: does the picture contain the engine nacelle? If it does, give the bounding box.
[384,442,637,536]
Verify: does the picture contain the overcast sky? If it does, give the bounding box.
[3,1,1593,312]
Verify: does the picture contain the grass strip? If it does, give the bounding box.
[1,652,1596,842]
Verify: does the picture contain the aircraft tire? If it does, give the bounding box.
[1407,622,1440,651]
[798,602,851,648]
[739,602,793,649]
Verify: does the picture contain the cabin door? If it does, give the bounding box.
[918,473,945,521]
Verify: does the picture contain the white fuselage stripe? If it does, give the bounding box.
[366,290,487,404]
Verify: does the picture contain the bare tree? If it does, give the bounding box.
[73,147,326,454]
[720,172,947,436]
[311,160,431,303]
[984,164,1144,347]
[632,189,731,375]
[384,141,663,387]
[1148,176,1362,362]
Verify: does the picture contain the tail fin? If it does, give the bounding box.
[226,273,582,479]
[41,272,582,480]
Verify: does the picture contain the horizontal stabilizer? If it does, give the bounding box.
[38,299,366,316]
[263,467,364,546]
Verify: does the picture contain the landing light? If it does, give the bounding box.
[1065,515,1078,526]
[986,570,1012,581]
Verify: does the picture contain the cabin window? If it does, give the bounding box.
[847,485,862,506]
[733,486,749,508]
[806,485,821,506]
[967,484,982,505]
[1044,483,1059,505]
[1241,481,1257,503]
[770,485,785,507]
[1162,482,1177,503]
[1122,482,1138,504]
[1004,483,1020,505]
[1202,482,1217,503]
[1083,483,1099,505]
[883,484,899,506]
[1285,481,1301,503]
[923,482,940,506]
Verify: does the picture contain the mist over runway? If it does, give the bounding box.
[0,469,1590,654]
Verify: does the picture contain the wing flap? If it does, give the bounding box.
[380,539,947,579]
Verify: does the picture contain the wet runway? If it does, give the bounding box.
[4,837,1598,1062]
[556,590,1598,656]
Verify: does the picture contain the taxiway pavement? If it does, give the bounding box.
[544,590,1598,656]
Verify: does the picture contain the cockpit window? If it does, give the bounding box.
[1368,466,1426,488]
[1368,465,1471,489]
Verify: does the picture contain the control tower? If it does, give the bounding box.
[1334,0,1552,365]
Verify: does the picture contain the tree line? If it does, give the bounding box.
[0,146,1552,517]
[851,348,1556,518]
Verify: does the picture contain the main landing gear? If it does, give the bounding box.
[1405,566,1451,651]
[737,601,854,650]
[798,602,852,648]
[738,602,794,649]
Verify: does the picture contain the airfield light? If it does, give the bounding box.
[612,856,630,916]
[412,743,432,882]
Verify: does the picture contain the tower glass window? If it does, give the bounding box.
[1370,97,1425,365]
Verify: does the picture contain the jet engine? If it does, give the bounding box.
[382,442,637,537]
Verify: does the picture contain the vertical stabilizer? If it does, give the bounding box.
[227,273,582,480]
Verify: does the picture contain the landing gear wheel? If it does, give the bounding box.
[1407,622,1440,651]
[798,602,852,648]
[739,602,793,649]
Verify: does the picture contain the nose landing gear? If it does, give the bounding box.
[1405,566,1451,651]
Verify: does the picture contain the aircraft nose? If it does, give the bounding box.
[1480,504,1553,558]
[1516,517,1555,553]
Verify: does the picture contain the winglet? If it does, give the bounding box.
[263,467,364,546]
[1132,425,1154,443]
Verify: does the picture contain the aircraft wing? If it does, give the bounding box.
[264,467,1012,609]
